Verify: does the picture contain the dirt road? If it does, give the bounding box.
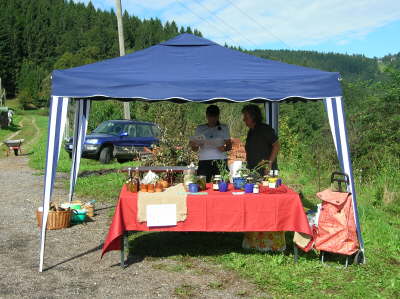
[0,155,265,299]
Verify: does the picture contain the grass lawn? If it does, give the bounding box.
[21,109,400,298]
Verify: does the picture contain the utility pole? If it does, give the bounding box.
[115,0,130,120]
[0,77,5,106]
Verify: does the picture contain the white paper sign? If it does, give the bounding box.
[146,204,177,227]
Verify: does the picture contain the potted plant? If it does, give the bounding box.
[237,160,270,191]
[216,160,230,192]
[234,163,250,190]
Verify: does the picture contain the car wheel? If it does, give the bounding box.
[99,146,113,164]
[117,158,130,163]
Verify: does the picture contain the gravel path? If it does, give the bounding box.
[0,155,266,299]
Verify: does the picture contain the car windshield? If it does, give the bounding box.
[93,121,125,135]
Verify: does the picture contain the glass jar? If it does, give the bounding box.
[213,175,221,191]
[246,176,254,184]
[253,184,259,193]
[197,175,207,191]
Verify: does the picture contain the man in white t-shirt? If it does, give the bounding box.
[189,105,232,182]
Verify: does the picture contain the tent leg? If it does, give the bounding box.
[120,232,127,268]
[293,245,299,263]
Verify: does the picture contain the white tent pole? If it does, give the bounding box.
[324,96,365,262]
[334,96,365,261]
[264,102,279,135]
[39,96,68,272]
[69,100,82,202]
[69,100,91,202]
[57,98,69,161]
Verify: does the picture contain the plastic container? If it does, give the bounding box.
[71,209,87,224]
[70,204,81,210]
[70,200,82,210]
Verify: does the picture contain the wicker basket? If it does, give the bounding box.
[84,205,95,217]
[36,210,72,230]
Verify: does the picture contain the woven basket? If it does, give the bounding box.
[36,210,72,230]
[84,205,95,217]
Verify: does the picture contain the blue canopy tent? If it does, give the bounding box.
[40,34,364,271]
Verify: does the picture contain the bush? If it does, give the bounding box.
[17,60,48,109]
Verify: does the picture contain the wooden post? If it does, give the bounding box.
[115,0,130,120]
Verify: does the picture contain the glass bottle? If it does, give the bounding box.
[132,170,140,193]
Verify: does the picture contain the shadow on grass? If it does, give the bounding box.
[128,232,243,259]
[44,243,103,272]
[95,205,115,212]
[121,231,318,267]
[120,231,330,270]
[299,191,317,210]
[1,123,21,133]
[20,151,34,156]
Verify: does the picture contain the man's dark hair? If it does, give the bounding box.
[206,105,220,116]
[242,104,262,124]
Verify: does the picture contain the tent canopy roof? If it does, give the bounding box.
[52,34,342,102]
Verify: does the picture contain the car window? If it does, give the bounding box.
[126,124,137,137]
[93,121,124,135]
[151,125,161,138]
[136,125,153,137]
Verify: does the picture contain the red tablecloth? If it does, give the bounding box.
[102,184,311,257]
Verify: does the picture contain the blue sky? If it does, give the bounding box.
[78,0,400,58]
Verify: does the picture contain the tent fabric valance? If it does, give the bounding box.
[52,34,342,102]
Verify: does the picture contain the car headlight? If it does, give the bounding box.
[86,139,99,144]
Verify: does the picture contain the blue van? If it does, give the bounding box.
[65,120,160,163]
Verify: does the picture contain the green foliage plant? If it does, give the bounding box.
[237,160,269,182]
[216,160,230,182]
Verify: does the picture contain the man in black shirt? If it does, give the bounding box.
[241,104,285,253]
[242,104,280,174]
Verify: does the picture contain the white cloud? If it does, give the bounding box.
[82,0,400,49]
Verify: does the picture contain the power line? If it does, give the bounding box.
[191,0,259,48]
[224,0,292,49]
[175,0,238,47]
